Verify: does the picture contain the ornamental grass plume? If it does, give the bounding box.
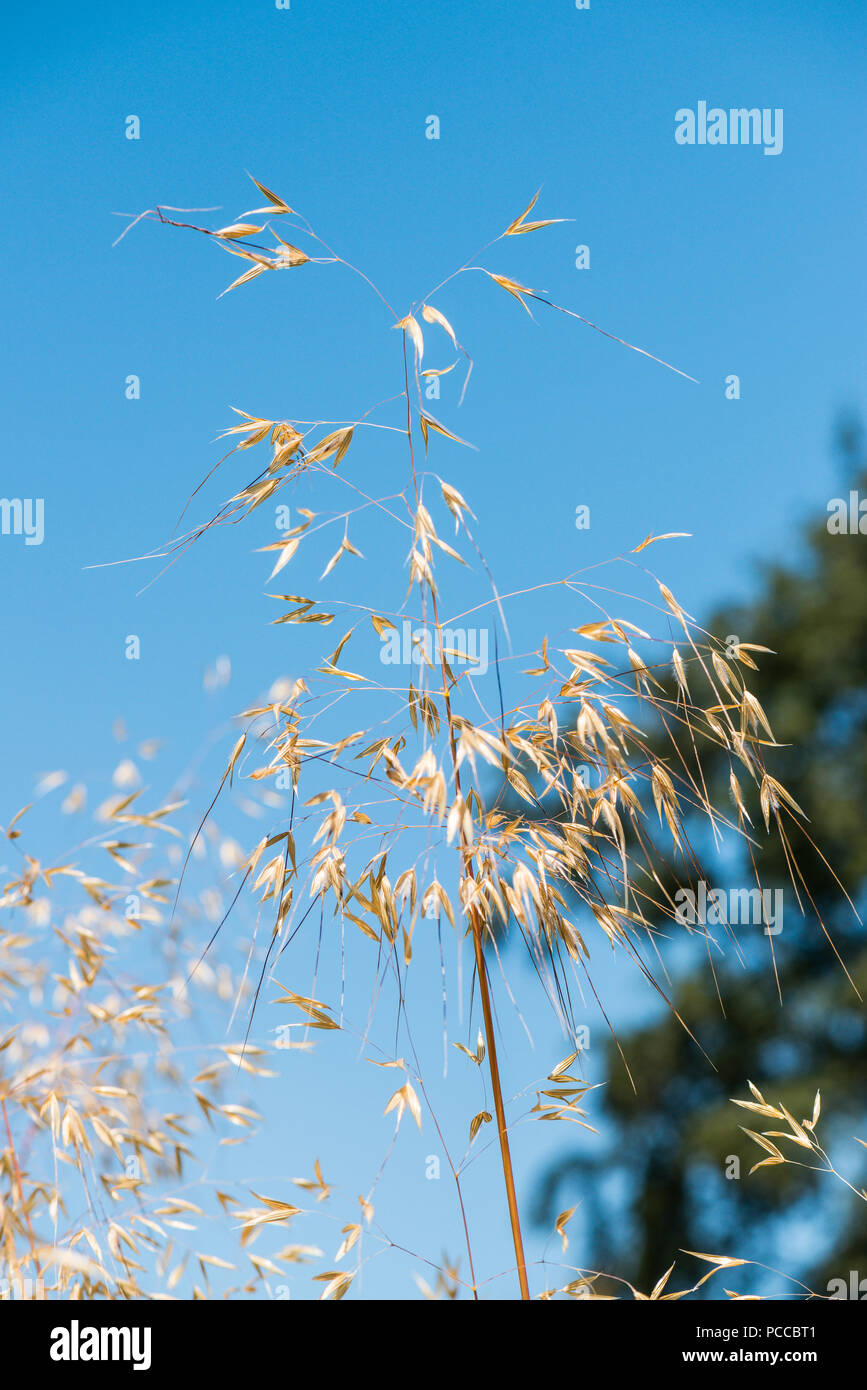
[0,178,854,1302]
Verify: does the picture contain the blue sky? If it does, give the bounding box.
[1,0,865,1298]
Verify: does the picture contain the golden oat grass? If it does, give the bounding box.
[0,179,855,1301]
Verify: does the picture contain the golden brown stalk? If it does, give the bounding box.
[1,1097,41,1281]
[467,905,530,1299]
[400,335,531,1299]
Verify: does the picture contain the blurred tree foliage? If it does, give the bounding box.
[531,417,867,1295]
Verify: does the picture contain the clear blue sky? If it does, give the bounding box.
[1,0,864,1298]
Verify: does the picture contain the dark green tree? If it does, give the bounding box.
[532,417,867,1295]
